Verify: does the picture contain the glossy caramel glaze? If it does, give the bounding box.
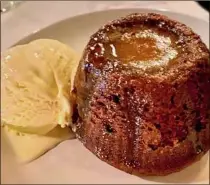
[73,13,210,176]
[90,25,180,72]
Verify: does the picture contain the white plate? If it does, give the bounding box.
[2,8,209,184]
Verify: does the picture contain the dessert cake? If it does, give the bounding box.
[73,13,210,175]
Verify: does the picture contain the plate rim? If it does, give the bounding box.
[13,7,209,47]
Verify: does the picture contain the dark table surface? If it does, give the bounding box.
[197,1,209,12]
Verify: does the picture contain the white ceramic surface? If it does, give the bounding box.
[1,9,209,184]
[1,1,209,51]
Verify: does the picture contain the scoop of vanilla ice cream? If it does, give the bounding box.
[2,124,74,163]
[1,39,79,135]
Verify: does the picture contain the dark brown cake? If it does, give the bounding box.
[73,13,210,176]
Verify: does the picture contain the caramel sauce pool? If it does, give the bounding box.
[106,36,161,62]
[88,27,181,71]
